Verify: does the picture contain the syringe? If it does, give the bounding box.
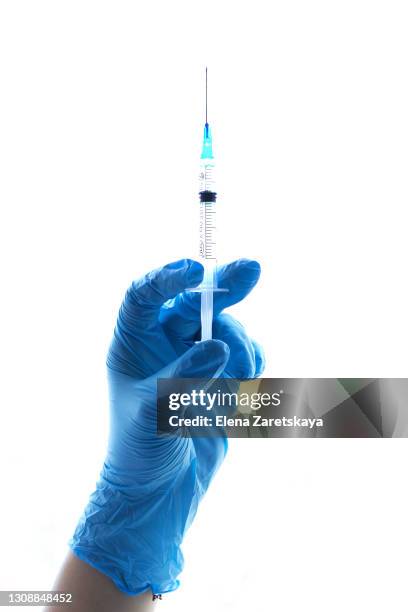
[195,68,227,341]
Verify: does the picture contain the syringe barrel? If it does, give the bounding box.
[199,158,217,265]
[199,158,216,192]
[199,197,217,265]
[198,186,217,341]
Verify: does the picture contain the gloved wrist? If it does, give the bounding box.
[69,475,184,596]
[69,447,203,597]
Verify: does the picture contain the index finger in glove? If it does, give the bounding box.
[117,258,204,331]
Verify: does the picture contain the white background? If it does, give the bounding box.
[1,1,408,610]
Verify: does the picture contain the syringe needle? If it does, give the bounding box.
[205,66,208,125]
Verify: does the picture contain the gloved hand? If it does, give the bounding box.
[70,258,264,596]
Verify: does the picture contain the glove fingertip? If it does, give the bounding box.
[199,338,230,361]
[175,339,229,379]
[216,259,262,298]
[235,258,261,282]
[185,260,204,289]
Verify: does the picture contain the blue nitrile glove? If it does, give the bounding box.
[70,258,264,596]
